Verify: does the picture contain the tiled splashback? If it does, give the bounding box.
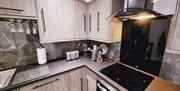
[0,32,88,70]
[0,20,90,70]
[0,21,180,85]
[160,52,180,85]
[0,20,118,70]
[87,40,121,60]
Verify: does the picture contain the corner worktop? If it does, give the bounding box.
[0,57,179,91]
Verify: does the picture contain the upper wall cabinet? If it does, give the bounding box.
[153,0,177,15]
[36,0,88,43]
[87,0,124,43]
[0,0,36,19]
[167,0,180,54]
[36,0,123,43]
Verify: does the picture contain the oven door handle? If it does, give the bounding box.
[99,80,117,91]
[97,83,108,91]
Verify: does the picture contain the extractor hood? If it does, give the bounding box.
[114,0,168,21]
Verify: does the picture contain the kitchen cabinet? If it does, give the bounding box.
[35,0,88,43]
[85,68,100,91]
[19,67,87,91]
[87,1,97,40]
[153,0,177,15]
[167,0,180,54]
[74,1,88,40]
[35,0,63,43]
[0,0,36,18]
[87,75,97,91]
[19,72,69,91]
[35,0,123,43]
[69,67,86,91]
[87,0,124,43]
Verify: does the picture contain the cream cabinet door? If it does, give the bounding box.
[60,0,75,40]
[69,67,86,91]
[74,1,87,40]
[87,0,123,43]
[19,73,69,91]
[36,0,64,43]
[36,0,88,43]
[96,0,111,42]
[0,0,36,17]
[87,75,97,91]
[86,68,98,91]
[153,0,177,15]
[88,1,98,40]
[168,1,180,53]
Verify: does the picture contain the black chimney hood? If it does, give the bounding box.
[114,0,168,21]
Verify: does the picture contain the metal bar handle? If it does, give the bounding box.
[97,83,107,91]
[41,8,46,33]
[0,7,24,11]
[89,14,91,31]
[97,11,100,31]
[87,78,89,91]
[81,78,83,91]
[33,78,60,89]
[84,14,86,31]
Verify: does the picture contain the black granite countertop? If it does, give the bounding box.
[1,57,179,91]
[0,57,127,91]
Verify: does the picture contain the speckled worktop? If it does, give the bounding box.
[0,57,179,91]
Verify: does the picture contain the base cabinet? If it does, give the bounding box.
[68,67,86,91]
[19,73,69,91]
[18,67,86,91]
[18,67,115,91]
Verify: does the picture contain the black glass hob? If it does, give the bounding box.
[100,63,154,91]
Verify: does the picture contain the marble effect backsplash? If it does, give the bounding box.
[0,21,180,85]
[0,30,119,70]
[160,52,180,85]
[87,40,121,60]
[0,26,88,70]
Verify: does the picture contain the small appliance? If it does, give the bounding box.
[96,44,108,62]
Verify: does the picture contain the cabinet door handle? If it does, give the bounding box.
[89,14,91,31]
[81,78,83,91]
[33,78,59,89]
[87,79,89,91]
[41,8,46,33]
[84,14,86,31]
[97,83,108,91]
[0,7,24,11]
[97,11,100,31]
